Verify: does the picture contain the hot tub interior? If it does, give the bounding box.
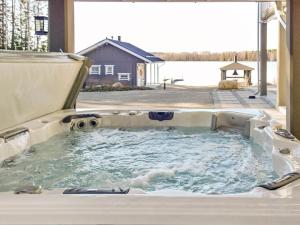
[0,125,278,194]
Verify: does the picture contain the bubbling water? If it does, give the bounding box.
[0,127,278,193]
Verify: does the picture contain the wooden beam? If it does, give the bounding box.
[286,0,300,138]
[64,0,75,53]
[48,0,74,53]
[259,5,268,96]
[277,21,288,107]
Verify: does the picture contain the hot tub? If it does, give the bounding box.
[0,52,300,224]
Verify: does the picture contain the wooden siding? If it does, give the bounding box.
[83,43,145,86]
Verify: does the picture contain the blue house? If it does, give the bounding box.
[78,37,164,87]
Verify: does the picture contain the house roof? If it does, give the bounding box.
[220,62,254,71]
[78,38,164,63]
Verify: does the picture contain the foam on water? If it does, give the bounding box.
[0,127,278,193]
[130,169,176,187]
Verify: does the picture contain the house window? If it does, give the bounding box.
[105,65,114,75]
[90,65,101,75]
[118,73,130,81]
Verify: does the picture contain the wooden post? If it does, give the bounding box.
[244,71,248,86]
[221,70,226,81]
[144,63,147,86]
[156,64,159,84]
[149,63,152,85]
[153,63,156,84]
[259,15,268,95]
[249,71,252,86]
[48,0,74,53]
[286,0,300,138]
[277,21,288,107]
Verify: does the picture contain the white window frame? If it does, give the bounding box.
[90,65,101,75]
[118,73,130,81]
[105,65,114,75]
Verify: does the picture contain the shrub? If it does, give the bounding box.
[81,85,154,92]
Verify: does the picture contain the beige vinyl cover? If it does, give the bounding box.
[0,51,87,131]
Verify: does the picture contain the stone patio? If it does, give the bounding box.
[212,88,276,109]
[77,85,286,126]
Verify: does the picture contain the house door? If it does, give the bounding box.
[136,63,145,86]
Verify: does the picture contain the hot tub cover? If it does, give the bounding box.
[0,51,90,131]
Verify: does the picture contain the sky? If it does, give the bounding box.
[74,2,278,53]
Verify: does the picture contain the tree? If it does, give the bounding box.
[0,0,6,49]
[19,0,31,50]
[152,50,277,62]
[0,0,48,51]
[10,0,15,49]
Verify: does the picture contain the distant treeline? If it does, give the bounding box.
[152,49,277,61]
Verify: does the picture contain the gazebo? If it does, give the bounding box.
[219,55,254,86]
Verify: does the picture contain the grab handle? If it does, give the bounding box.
[257,172,300,190]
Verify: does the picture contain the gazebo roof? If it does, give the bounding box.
[220,62,254,71]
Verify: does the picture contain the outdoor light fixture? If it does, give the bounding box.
[233,70,238,76]
[34,16,48,35]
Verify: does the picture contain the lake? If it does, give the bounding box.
[152,61,277,86]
